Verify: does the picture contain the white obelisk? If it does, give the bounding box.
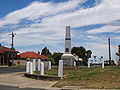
[61,26,75,66]
[65,26,71,54]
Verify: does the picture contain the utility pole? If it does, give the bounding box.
[108,38,111,65]
[8,32,16,66]
[9,32,16,50]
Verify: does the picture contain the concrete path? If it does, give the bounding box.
[0,72,59,90]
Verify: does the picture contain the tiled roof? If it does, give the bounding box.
[0,51,3,53]
[0,46,19,53]
[18,51,48,60]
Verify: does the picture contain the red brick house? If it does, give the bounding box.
[0,46,19,65]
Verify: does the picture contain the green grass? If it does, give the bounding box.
[52,66,120,89]
[34,69,58,76]
[34,66,120,89]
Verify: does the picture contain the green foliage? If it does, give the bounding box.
[48,57,55,65]
[51,52,63,65]
[71,46,92,65]
[41,47,52,57]
[40,47,63,65]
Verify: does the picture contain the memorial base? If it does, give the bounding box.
[61,54,75,66]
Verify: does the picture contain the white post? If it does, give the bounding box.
[30,62,33,74]
[102,59,104,68]
[38,59,41,71]
[74,61,76,66]
[32,59,36,71]
[26,61,30,73]
[58,60,63,78]
[88,60,90,68]
[40,62,44,75]
[48,61,51,70]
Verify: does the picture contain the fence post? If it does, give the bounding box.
[40,62,44,75]
[48,61,51,70]
[88,60,90,68]
[32,59,36,71]
[58,60,63,78]
[74,61,76,66]
[26,61,30,73]
[38,59,41,71]
[102,59,104,68]
[30,62,33,74]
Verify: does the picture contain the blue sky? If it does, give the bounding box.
[0,0,120,61]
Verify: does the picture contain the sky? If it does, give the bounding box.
[0,0,120,61]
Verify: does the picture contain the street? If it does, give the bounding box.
[0,85,44,90]
[0,66,25,74]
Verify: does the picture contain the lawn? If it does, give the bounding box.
[46,66,120,89]
[34,66,120,89]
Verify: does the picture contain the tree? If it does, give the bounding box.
[86,50,92,59]
[48,57,55,65]
[71,46,92,65]
[52,52,63,65]
[41,47,51,56]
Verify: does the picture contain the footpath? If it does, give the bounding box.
[0,72,60,90]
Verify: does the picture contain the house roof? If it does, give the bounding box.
[18,51,48,60]
[0,51,3,53]
[0,46,19,53]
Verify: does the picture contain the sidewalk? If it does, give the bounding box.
[0,72,60,90]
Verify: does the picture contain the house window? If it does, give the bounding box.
[65,48,69,52]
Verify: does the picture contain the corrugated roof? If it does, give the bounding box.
[18,51,48,60]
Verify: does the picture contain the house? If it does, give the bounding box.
[16,51,48,66]
[18,51,48,60]
[0,45,19,65]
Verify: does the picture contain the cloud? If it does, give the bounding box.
[86,25,120,34]
[0,0,86,27]
[0,0,120,60]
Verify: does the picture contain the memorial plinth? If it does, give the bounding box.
[61,54,75,66]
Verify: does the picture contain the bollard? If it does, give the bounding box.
[48,61,51,70]
[88,60,90,68]
[74,61,76,66]
[58,60,63,78]
[40,62,44,75]
[26,61,30,73]
[102,59,104,68]
[30,62,33,74]
[32,59,36,71]
[38,59,41,71]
